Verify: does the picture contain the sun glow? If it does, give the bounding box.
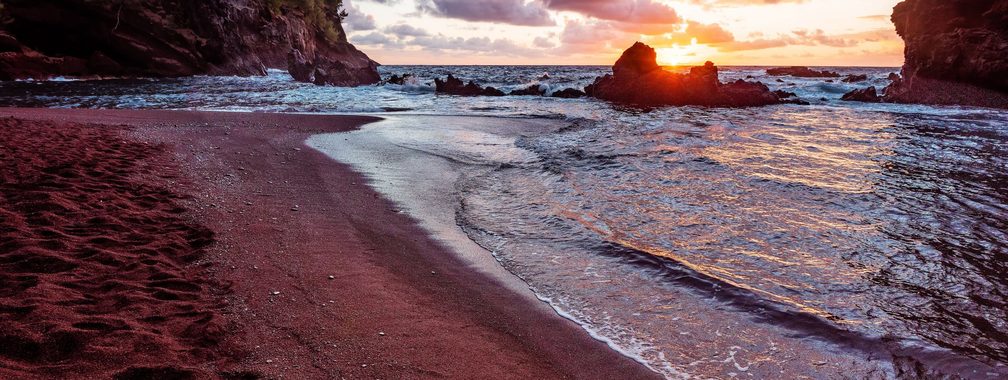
[656,38,704,66]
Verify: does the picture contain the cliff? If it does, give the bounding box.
[0,0,379,86]
[885,0,1008,108]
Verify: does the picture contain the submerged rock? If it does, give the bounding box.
[585,42,786,107]
[510,84,547,96]
[383,74,414,85]
[842,74,869,83]
[435,74,505,96]
[766,66,841,78]
[552,88,586,98]
[883,0,1008,108]
[841,87,882,102]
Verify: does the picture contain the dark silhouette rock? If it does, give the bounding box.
[884,0,1008,108]
[0,0,379,86]
[842,74,868,83]
[288,50,314,83]
[552,88,586,98]
[585,42,784,107]
[773,90,810,104]
[435,74,504,97]
[887,72,901,82]
[539,73,551,81]
[766,66,841,78]
[383,74,414,85]
[842,87,882,102]
[510,84,546,96]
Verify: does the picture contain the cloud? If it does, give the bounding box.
[343,0,377,31]
[418,0,555,26]
[385,24,429,36]
[544,0,681,24]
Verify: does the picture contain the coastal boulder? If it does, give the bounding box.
[552,88,586,98]
[510,84,547,96]
[841,87,882,102]
[585,42,785,107]
[288,49,315,82]
[842,74,868,83]
[883,0,1008,108]
[766,66,841,78]
[383,73,414,85]
[435,75,505,96]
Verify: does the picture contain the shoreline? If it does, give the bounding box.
[0,108,660,379]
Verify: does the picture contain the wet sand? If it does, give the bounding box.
[0,108,660,379]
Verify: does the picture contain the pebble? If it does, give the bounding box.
[271,291,281,295]
[328,275,335,280]
[378,332,385,336]
[266,359,273,364]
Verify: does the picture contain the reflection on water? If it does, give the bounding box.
[457,105,1008,378]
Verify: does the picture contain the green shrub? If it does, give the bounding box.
[268,0,348,42]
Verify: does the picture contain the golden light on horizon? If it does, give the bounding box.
[656,38,708,66]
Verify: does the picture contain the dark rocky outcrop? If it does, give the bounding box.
[382,73,414,85]
[585,42,786,107]
[552,88,586,98]
[434,74,505,96]
[766,67,841,78]
[883,0,1008,108]
[0,0,379,86]
[842,87,882,102]
[510,84,547,96]
[842,74,868,83]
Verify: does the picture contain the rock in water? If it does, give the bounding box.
[766,67,841,78]
[841,87,882,103]
[552,88,587,98]
[435,75,505,96]
[0,0,379,86]
[585,42,785,107]
[510,84,547,96]
[884,0,1008,108]
[842,74,869,83]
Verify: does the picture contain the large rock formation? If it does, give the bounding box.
[884,0,1008,108]
[0,0,379,86]
[585,42,784,107]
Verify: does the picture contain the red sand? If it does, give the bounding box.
[0,108,660,379]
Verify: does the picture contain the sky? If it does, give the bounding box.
[342,0,905,66]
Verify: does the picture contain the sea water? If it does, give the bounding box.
[4,66,1007,378]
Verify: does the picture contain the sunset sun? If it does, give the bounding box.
[656,38,703,66]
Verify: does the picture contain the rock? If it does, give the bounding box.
[552,88,586,98]
[883,0,1008,108]
[435,74,505,96]
[841,87,882,102]
[842,74,868,83]
[288,50,314,83]
[585,42,784,107]
[887,72,901,82]
[383,74,414,85]
[539,73,551,80]
[766,66,841,78]
[0,0,379,85]
[509,84,546,96]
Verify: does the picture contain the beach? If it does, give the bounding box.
[0,108,661,379]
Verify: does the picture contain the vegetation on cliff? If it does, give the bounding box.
[267,0,348,42]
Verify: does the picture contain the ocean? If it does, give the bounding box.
[4,66,1007,378]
